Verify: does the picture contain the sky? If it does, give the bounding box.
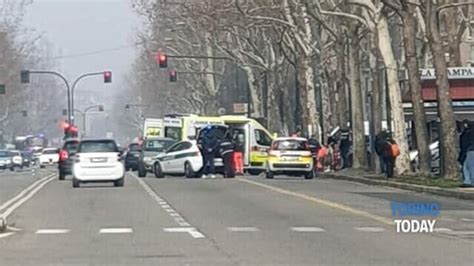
[24,0,140,100]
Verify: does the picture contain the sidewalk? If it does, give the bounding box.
[322,169,474,201]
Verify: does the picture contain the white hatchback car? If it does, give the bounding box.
[153,140,222,178]
[39,148,60,168]
[72,139,125,188]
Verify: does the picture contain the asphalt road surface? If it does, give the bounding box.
[1,171,473,265]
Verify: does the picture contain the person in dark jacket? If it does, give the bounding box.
[339,128,351,169]
[459,121,474,187]
[200,129,219,179]
[220,132,235,178]
[375,130,396,178]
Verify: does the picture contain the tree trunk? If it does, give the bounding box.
[445,5,463,66]
[336,40,349,127]
[349,29,367,169]
[297,54,319,138]
[377,16,411,175]
[426,0,460,180]
[402,3,431,175]
[370,34,382,173]
[242,66,263,118]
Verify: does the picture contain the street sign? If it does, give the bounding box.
[233,103,248,114]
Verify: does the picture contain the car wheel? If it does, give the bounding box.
[138,164,147,177]
[304,170,314,179]
[154,162,165,178]
[114,178,125,187]
[10,166,14,172]
[185,162,197,178]
[40,165,45,169]
[59,172,66,181]
[266,171,274,179]
[125,166,131,171]
[72,177,80,188]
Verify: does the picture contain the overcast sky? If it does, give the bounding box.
[24,0,140,95]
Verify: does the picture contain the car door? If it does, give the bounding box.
[170,141,193,174]
[161,142,184,173]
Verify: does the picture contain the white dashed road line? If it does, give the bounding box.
[99,228,133,234]
[461,218,474,222]
[0,232,16,239]
[163,227,205,238]
[227,227,260,232]
[445,230,474,236]
[354,227,386,232]
[132,173,206,239]
[291,227,325,232]
[36,229,70,234]
[434,227,453,232]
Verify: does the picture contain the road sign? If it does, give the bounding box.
[233,103,248,114]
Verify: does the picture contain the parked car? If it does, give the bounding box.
[10,150,23,170]
[137,137,176,177]
[72,139,125,188]
[58,139,80,180]
[125,143,141,171]
[153,140,220,178]
[39,148,60,168]
[0,150,14,171]
[409,141,439,173]
[266,137,315,179]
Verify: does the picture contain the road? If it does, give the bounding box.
[0,170,473,265]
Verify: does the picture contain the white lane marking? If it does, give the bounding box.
[132,173,203,234]
[0,175,56,222]
[354,227,385,232]
[0,173,56,212]
[434,227,453,232]
[6,226,22,232]
[36,229,70,234]
[445,230,474,235]
[99,228,133,234]
[163,227,205,238]
[291,227,325,232]
[0,232,15,239]
[227,227,260,232]
[461,218,474,222]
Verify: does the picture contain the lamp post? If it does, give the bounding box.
[74,105,104,137]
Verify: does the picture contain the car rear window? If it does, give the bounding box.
[129,143,141,151]
[78,140,118,153]
[144,139,175,152]
[272,140,308,151]
[0,151,10,157]
[63,141,79,152]
[43,149,58,154]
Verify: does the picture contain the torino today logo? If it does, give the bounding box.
[390,201,440,233]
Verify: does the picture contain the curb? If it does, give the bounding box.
[322,173,474,201]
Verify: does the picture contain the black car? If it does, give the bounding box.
[58,139,80,180]
[125,143,141,171]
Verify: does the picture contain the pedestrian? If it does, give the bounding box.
[375,131,399,178]
[233,133,245,175]
[220,132,235,178]
[374,129,390,174]
[339,127,351,169]
[201,129,218,179]
[459,120,474,187]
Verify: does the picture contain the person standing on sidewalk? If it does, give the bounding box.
[375,131,398,178]
[220,132,235,178]
[339,127,351,169]
[459,121,474,187]
[374,130,390,174]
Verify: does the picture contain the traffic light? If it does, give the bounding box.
[103,71,112,83]
[21,110,27,117]
[156,53,168,68]
[20,70,30,84]
[98,105,104,112]
[0,84,5,95]
[125,104,130,111]
[69,125,78,138]
[170,70,177,82]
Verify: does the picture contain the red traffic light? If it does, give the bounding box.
[169,70,177,82]
[103,71,112,83]
[156,53,168,68]
[62,121,70,129]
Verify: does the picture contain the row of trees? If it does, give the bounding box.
[0,0,64,146]
[126,0,472,180]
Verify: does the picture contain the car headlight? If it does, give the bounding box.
[144,157,153,163]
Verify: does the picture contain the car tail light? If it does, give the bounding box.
[59,150,68,161]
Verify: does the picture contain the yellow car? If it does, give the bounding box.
[266,137,315,179]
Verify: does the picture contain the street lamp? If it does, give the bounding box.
[74,105,104,137]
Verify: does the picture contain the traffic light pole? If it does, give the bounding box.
[26,71,72,126]
[71,72,107,126]
[74,105,102,136]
